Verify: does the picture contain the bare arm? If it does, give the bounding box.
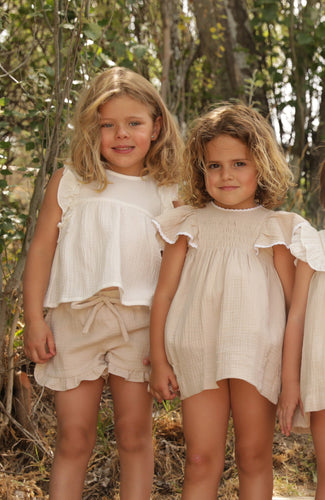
[149,235,188,401]
[277,260,314,435]
[23,169,64,363]
[273,244,296,313]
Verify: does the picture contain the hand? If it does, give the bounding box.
[277,381,304,436]
[149,361,179,403]
[24,318,56,364]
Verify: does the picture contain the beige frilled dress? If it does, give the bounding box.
[290,223,325,426]
[153,202,307,403]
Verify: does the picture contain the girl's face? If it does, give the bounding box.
[99,95,161,176]
[204,134,258,210]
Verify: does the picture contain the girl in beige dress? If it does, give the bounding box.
[149,103,308,500]
[278,161,325,500]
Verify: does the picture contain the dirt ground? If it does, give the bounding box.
[0,365,317,500]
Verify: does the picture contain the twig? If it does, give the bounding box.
[0,399,54,458]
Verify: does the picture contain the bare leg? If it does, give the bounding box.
[181,381,230,500]
[230,379,276,500]
[109,375,153,500]
[310,410,325,500]
[49,378,105,500]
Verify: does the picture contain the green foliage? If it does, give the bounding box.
[1,0,325,286]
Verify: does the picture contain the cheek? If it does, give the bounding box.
[248,175,258,191]
[100,131,107,149]
[204,175,214,196]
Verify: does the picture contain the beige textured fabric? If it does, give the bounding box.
[290,224,325,426]
[35,291,151,391]
[154,203,306,403]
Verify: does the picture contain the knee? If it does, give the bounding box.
[235,442,271,476]
[185,450,224,482]
[56,422,96,459]
[114,415,152,454]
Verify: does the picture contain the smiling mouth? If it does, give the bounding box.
[112,146,135,152]
[220,186,238,191]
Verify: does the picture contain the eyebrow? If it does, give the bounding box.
[100,115,144,121]
[207,158,251,162]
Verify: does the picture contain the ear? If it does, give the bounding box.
[151,116,162,141]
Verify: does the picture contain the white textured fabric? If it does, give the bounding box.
[154,203,306,403]
[290,224,325,424]
[291,223,325,271]
[44,167,178,307]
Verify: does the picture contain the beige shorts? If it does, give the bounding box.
[34,291,151,391]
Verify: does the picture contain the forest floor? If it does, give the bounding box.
[0,359,317,500]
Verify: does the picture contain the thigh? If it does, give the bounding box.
[107,306,151,383]
[182,381,230,454]
[109,375,153,434]
[54,378,105,431]
[311,410,325,467]
[230,379,276,453]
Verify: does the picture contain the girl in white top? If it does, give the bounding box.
[278,161,325,499]
[23,66,183,500]
[149,104,307,500]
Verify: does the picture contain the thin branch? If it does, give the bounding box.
[0,399,54,458]
[5,294,23,417]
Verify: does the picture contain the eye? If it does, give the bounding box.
[129,121,141,126]
[234,161,246,167]
[100,122,113,128]
[207,163,220,170]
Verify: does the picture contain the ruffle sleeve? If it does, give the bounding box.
[152,205,199,248]
[158,183,179,212]
[290,223,325,271]
[57,166,81,213]
[254,211,307,253]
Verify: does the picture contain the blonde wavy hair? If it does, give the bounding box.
[68,66,184,189]
[182,103,294,209]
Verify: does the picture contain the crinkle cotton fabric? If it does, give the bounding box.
[153,203,307,403]
[44,167,178,308]
[290,224,325,427]
[35,291,151,391]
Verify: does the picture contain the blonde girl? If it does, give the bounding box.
[278,161,325,499]
[149,103,308,500]
[23,66,183,500]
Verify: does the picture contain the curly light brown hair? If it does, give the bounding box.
[68,66,184,189]
[182,103,294,209]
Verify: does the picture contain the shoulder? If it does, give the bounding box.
[42,168,65,207]
[153,205,199,248]
[264,209,307,234]
[33,169,64,234]
[56,166,82,211]
[254,209,308,251]
[157,204,197,223]
[269,209,306,223]
[47,167,65,189]
[156,182,179,210]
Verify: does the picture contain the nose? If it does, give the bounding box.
[116,124,129,138]
[220,165,233,180]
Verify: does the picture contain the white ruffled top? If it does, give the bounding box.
[44,167,178,308]
[290,222,325,271]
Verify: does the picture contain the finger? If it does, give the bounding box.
[170,376,179,392]
[149,387,162,403]
[46,336,56,356]
[142,356,151,366]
